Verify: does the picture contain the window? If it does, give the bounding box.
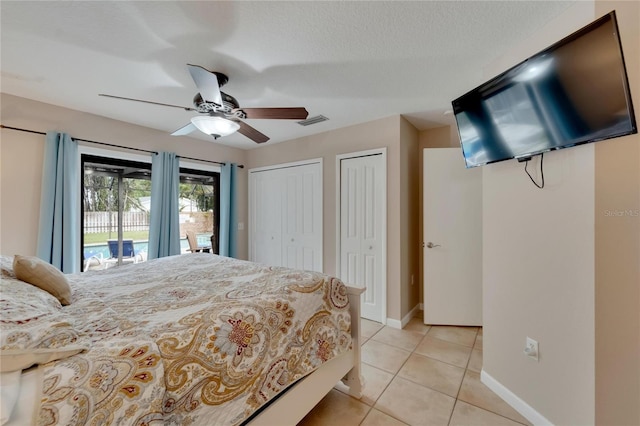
[81,154,221,271]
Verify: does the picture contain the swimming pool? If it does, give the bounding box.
[83,239,191,259]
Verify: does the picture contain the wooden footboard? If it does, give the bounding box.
[248,284,364,425]
[341,285,365,398]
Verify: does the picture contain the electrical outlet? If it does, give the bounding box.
[524,337,539,361]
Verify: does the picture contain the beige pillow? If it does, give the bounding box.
[13,255,72,305]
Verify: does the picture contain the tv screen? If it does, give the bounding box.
[452,11,637,168]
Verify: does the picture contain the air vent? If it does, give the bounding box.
[297,115,329,126]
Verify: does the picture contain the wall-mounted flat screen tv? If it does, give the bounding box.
[452,11,637,168]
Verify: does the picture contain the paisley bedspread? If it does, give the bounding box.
[38,254,352,425]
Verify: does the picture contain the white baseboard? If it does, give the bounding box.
[480,370,553,426]
[386,304,421,330]
[386,318,402,329]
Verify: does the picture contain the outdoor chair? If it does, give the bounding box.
[107,239,142,265]
[186,231,211,253]
[83,253,106,272]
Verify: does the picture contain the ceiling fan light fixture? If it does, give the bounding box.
[190,116,240,138]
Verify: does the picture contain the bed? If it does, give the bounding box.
[0,254,363,425]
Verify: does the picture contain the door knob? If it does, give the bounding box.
[426,242,441,249]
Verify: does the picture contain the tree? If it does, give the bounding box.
[84,173,214,213]
[179,182,214,212]
[83,174,152,212]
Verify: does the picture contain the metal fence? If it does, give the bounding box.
[84,212,149,233]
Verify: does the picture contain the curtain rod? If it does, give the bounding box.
[0,124,244,168]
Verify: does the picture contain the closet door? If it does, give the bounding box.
[281,164,322,271]
[249,160,323,272]
[250,169,282,267]
[337,150,386,323]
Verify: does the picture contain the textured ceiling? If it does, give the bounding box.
[1,1,574,149]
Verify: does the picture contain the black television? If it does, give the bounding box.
[452,11,637,168]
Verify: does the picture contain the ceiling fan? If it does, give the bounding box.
[99,64,309,144]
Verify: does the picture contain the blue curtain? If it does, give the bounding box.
[219,163,238,258]
[148,152,181,259]
[36,132,80,273]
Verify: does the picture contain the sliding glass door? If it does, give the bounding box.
[81,155,152,271]
[178,168,220,255]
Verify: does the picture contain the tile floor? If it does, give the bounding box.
[298,316,531,426]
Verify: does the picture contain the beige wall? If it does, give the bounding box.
[400,117,420,316]
[247,115,420,322]
[483,145,596,424]
[482,1,640,424]
[593,1,640,425]
[0,93,249,259]
[483,3,597,424]
[0,120,45,256]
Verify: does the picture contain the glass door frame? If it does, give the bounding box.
[178,166,221,255]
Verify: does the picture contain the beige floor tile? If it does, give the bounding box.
[360,363,395,406]
[403,317,430,335]
[414,336,473,368]
[297,389,370,426]
[371,326,425,352]
[428,325,478,347]
[397,353,465,397]
[467,349,483,373]
[375,376,456,426]
[361,319,385,339]
[458,371,530,425]
[362,340,411,374]
[474,333,483,351]
[450,400,525,426]
[305,321,528,426]
[360,408,409,426]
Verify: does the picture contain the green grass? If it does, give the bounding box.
[83,231,150,245]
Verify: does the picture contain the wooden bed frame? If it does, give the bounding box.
[249,285,365,425]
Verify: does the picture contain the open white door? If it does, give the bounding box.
[424,148,482,326]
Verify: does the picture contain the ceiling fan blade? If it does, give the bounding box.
[98,94,195,111]
[187,64,223,106]
[235,120,270,144]
[236,107,309,120]
[171,122,197,136]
